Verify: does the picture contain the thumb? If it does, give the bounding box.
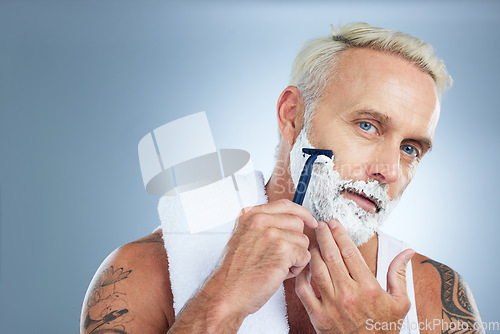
[386,248,415,300]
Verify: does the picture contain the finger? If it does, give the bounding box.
[295,267,320,315]
[270,227,310,250]
[243,199,318,229]
[387,248,415,300]
[239,212,311,234]
[267,214,313,233]
[286,244,312,279]
[308,244,335,298]
[256,227,310,279]
[315,221,349,286]
[329,219,372,282]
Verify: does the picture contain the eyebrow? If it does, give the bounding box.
[354,109,433,153]
[355,110,391,125]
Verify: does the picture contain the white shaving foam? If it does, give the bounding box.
[290,129,399,246]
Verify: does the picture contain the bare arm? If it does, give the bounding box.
[80,232,173,334]
[81,199,318,333]
[421,258,484,333]
[414,254,484,334]
[80,232,245,334]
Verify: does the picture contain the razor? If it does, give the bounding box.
[292,148,333,205]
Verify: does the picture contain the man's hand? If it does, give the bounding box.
[213,198,318,315]
[169,198,318,333]
[295,219,415,334]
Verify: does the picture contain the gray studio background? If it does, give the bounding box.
[1,0,499,332]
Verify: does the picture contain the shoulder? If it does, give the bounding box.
[412,253,484,333]
[80,228,174,334]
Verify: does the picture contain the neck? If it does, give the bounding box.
[265,142,296,203]
[265,173,294,203]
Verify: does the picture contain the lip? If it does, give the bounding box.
[341,190,379,214]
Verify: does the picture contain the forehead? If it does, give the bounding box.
[324,47,441,138]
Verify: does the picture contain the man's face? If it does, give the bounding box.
[305,47,440,205]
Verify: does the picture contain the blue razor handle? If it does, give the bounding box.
[292,148,333,206]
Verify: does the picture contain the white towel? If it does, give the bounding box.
[376,231,420,334]
[159,170,289,333]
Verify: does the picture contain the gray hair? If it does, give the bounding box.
[281,22,452,143]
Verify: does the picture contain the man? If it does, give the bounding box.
[81,23,483,333]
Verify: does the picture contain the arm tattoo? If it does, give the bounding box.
[422,259,484,333]
[83,266,134,334]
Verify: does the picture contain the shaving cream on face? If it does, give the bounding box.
[289,128,399,246]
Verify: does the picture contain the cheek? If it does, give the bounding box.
[333,145,376,180]
[388,163,417,199]
[333,151,364,179]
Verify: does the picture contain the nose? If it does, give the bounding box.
[365,146,400,185]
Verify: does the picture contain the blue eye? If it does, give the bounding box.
[358,121,377,133]
[401,145,418,157]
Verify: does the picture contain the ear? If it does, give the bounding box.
[277,86,304,146]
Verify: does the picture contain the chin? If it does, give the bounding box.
[308,196,380,246]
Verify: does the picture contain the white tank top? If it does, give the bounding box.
[376,230,420,334]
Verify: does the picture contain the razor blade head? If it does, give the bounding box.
[302,148,333,159]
